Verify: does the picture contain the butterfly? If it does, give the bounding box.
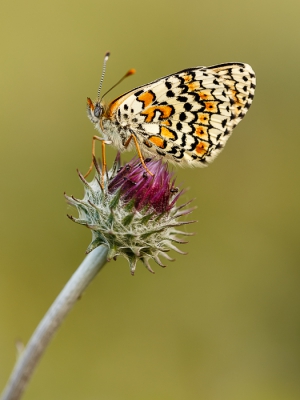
[86,52,256,178]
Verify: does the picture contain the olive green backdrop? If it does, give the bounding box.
[1,1,299,399]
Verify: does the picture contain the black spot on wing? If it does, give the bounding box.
[176,121,183,131]
[166,90,175,97]
[177,96,188,102]
[134,90,144,97]
[184,102,192,111]
[222,119,228,128]
[179,113,187,122]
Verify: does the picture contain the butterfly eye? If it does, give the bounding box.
[94,104,102,118]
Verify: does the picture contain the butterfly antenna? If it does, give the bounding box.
[97,51,110,101]
[100,68,136,102]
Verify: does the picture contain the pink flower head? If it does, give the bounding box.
[66,154,195,274]
[108,157,181,214]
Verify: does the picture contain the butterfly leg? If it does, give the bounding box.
[124,133,154,176]
[84,136,112,187]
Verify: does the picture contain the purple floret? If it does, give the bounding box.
[108,157,181,214]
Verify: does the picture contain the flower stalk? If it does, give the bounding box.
[0,246,108,400]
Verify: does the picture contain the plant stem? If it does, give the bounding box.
[1,245,108,400]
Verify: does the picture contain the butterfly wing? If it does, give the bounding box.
[105,63,256,166]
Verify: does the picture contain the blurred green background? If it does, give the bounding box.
[1,0,299,399]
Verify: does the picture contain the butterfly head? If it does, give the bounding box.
[87,98,104,124]
[86,52,110,125]
[86,52,135,128]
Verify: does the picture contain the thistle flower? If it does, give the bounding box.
[65,155,195,275]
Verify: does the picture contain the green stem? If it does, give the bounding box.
[1,245,108,400]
